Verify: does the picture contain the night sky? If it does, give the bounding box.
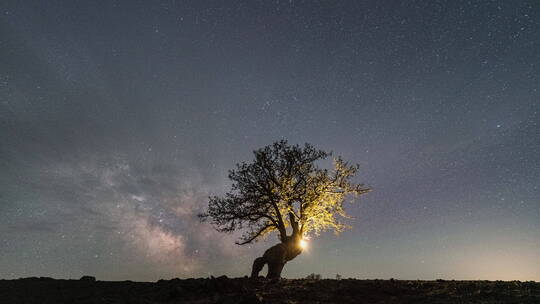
[1,1,539,282]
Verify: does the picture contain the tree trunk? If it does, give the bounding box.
[250,234,303,279]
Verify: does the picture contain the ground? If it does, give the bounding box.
[1,276,538,303]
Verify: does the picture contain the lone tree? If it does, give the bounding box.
[199,140,370,279]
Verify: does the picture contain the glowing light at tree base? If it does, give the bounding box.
[299,239,308,250]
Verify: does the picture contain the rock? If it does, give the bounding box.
[80,276,96,282]
[20,277,55,281]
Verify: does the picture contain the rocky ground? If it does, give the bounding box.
[1,276,539,303]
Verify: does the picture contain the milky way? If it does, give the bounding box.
[1,1,539,281]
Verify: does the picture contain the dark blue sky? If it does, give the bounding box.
[1,0,539,281]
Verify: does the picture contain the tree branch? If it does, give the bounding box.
[236,223,274,245]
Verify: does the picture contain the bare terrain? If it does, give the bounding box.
[1,276,538,304]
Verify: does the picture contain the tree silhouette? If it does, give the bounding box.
[200,140,370,279]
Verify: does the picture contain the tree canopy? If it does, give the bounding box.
[200,140,370,245]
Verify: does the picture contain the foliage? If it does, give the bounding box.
[199,140,370,245]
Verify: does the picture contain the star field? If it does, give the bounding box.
[0,0,539,281]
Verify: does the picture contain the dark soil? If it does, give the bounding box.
[1,276,538,303]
